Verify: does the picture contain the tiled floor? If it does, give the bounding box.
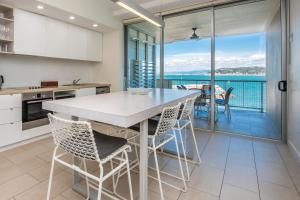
[194,108,281,140]
[0,131,299,200]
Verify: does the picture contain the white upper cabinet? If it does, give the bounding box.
[13,9,102,62]
[67,25,87,60]
[14,9,46,56]
[87,31,102,62]
[45,18,69,59]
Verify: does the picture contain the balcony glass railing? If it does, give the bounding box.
[163,79,266,112]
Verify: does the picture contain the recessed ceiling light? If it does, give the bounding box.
[37,5,44,10]
[69,16,75,20]
[93,24,99,28]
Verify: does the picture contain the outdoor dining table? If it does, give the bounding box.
[43,88,200,200]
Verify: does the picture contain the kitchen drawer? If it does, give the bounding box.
[0,121,22,147]
[0,94,22,109]
[0,107,22,124]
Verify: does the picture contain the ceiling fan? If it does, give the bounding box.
[190,27,199,40]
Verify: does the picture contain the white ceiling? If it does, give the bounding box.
[113,0,214,19]
[130,0,280,43]
[0,0,115,32]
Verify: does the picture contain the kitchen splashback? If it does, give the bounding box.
[0,54,98,88]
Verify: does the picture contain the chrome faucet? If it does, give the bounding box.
[72,79,81,85]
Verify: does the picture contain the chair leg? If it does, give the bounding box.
[132,137,140,165]
[124,150,134,200]
[110,159,117,193]
[46,147,58,200]
[227,105,231,121]
[190,122,202,164]
[97,166,104,200]
[173,130,187,192]
[153,142,165,200]
[82,159,90,200]
[177,128,190,181]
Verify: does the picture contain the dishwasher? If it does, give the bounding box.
[53,90,76,120]
[53,90,76,100]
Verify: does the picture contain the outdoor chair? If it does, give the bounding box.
[216,87,234,121]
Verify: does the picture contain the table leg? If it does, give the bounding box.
[139,119,148,200]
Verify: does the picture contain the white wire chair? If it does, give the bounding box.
[173,95,202,181]
[47,114,134,200]
[129,103,187,200]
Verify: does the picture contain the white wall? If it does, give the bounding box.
[0,54,97,88]
[288,0,300,159]
[95,30,125,92]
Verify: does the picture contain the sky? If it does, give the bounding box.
[158,33,266,74]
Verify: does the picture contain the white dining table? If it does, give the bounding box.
[43,88,200,200]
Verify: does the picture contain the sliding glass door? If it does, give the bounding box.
[214,0,283,140]
[124,0,286,141]
[161,0,285,140]
[163,9,213,131]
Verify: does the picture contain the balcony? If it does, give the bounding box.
[162,78,281,140]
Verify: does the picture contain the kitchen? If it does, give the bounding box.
[1,0,300,200]
[0,1,114,150]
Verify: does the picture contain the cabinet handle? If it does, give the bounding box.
[10,107,13,110]
[10,122,14,125]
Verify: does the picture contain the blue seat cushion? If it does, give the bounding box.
[215,99,225,105]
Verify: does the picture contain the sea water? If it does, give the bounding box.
[163,75,266,111]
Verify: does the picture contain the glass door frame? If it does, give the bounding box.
[158,0,288,141]
[161,6,216,131]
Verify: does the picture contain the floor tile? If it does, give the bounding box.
[179,187,219,200]
[220,184,259,200]
[259,181,300,200]
[15,171,72,200]
[0,165,24,185]
[0,174,39,200]
[61,188,86,200]
[0,156,14,169]
[28,162,65,182]
[224,164,258,193]
[188,164,224,196]
[256,161,294,188]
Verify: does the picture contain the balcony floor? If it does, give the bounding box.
[194,107,281,140]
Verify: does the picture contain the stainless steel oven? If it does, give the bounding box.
[22,91,53,130]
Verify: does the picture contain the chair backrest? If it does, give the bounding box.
[177,85,183,90]
[224,87,234,104]
[154,103,181,136]
[179,96,198,121]
[202,84,211,90]
[181,85,187,90]
[48,114,100,162]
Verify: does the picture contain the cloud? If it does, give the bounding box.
[160,52,266,73]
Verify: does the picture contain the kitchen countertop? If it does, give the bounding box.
[0,83,110,95]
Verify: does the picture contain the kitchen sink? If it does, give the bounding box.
[62,83,92,86]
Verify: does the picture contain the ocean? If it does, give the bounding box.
[163,75,266,111]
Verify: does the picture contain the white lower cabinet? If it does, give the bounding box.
[0,94,21,109]
[76,87,96,97]
[0,107,22,124]
[0,121,22,147]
